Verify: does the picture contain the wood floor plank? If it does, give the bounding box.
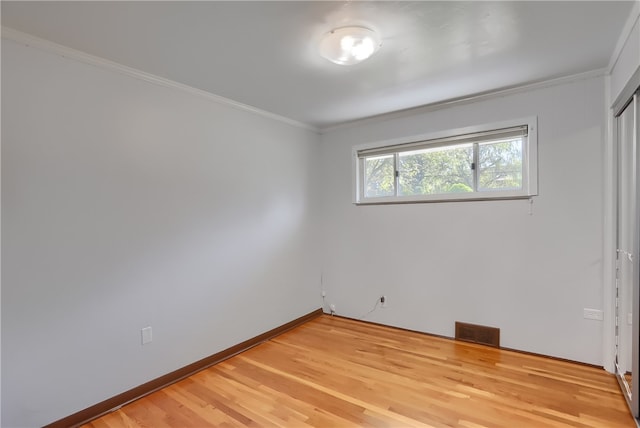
[83,315,635,427]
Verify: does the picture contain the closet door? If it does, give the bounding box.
[616,93,639,417]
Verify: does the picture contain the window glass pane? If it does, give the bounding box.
[364,154,395,198]
[398,143,473,196]
[478,138,523,191]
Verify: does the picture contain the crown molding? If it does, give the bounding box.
[607,1,640,73]
[2,27,319,134]
[320,68,608,134]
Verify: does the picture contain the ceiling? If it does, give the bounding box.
[1,1,634,130]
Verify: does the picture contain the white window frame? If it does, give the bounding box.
[353,117,538,204]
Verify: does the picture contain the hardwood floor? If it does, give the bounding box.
[84,315,635,427]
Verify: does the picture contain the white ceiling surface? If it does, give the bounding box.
[1,1,634,130]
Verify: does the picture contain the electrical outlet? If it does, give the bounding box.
[583,308,603,321]
[141,326,152,345]
[330,304,336,313]
[321,290,326,297]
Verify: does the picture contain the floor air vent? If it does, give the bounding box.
[455,321,500,347]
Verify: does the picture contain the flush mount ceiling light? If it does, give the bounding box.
[319,26,382,66]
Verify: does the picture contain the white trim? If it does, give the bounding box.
[354,192,532,205]
[353,117,537,204]
[357,126,528,157]
[352,117,537,154]
[604,74,617,374]
[322,69,606,134]
[1,27,319,133]
[607,1,640,74]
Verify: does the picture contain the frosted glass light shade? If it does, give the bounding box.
[319,26,382,65]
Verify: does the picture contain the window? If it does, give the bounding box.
[354,118,537,204]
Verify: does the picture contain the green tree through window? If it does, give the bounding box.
[398,143,474,196]
[356,121,535,203]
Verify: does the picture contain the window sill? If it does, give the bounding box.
[354,192,535,205]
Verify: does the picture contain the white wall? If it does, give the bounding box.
[1,39,321,427]
[320,76,606,366]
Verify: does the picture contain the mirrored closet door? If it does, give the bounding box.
[616,91,640,418]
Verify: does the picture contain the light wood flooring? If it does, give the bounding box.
[85,315,635,427]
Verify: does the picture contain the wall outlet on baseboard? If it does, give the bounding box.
[583,308,603,321]
[330,304,336,313]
